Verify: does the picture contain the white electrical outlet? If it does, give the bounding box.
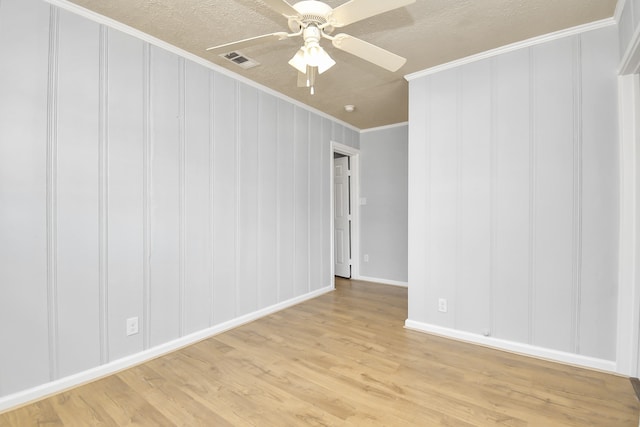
[126,317,139,336]
[438,298,447,313]
[364,254,369,262]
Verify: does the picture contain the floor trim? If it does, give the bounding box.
[356,275,408,288]
[0,286,334,413]
[405,319,617,373]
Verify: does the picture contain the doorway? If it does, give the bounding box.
[334,153,351,278]
[330,141,360,285]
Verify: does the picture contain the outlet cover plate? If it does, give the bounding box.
[438,298,447,313]
[126,317,139,336]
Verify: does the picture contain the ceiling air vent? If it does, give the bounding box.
[221,51,260,69]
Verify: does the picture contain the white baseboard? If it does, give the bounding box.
[404,319,617,373]
[356,275,408,288]
[0,286,334,413]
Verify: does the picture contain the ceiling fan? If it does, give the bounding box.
[206,0,415,94]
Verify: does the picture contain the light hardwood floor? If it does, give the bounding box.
[1,278,638,426]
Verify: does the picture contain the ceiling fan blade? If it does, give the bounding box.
[329,0,415,27]
[331,34,406,72]
[206,32,289,53]
[260,0,300,18]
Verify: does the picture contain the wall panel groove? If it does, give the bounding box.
[292,108,297,296]
[489,58,497,337]
[276,104,281,303]
[308,113,322,291]
[321,119,327,288]
[572,36,584,354]
[178,57,186,337]
[527,47,536,346]
[307,114,311,293]
[454,70,462,329]
[234,82,240,318]
[46,5,60,382]
[208,71,215,327]
[98,24,109,365]
[256,94,262,305]
[142,42,151,350]
[425,78,432,318]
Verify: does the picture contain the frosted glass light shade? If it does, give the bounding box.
[311,46,335,74]
[288,48,307,73]
[288,45,335,75]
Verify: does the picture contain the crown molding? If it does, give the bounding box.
[360,121,408,134]
[405,18,616,81]
[42,0,361,132]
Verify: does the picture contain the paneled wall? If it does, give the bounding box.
[0,0,358,398]
[359,125,408,284]
[407,25,619,363]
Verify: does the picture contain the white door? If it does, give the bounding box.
[334,156,351,278]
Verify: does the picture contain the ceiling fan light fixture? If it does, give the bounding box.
[307,44,335,74]
[289,43,335,75]
[288,48,308,74]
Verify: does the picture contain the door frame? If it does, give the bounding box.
[330,141,360,288]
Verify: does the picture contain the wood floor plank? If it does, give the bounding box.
[48,391,117,426]
[0,398,63,427]
[0,278,638,426]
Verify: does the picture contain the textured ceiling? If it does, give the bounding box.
[66,0,617,129]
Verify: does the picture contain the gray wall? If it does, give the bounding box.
[0,0,358,398]
[359,125,408,284]
[407,25,619,361]
[617,0,640,376]
[618,0,640,60]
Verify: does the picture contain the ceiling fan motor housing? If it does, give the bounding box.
[288,1,335,34]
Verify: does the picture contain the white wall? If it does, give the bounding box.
[0,0,358,401]
[359,125,408,285]
[406,25,619,369]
